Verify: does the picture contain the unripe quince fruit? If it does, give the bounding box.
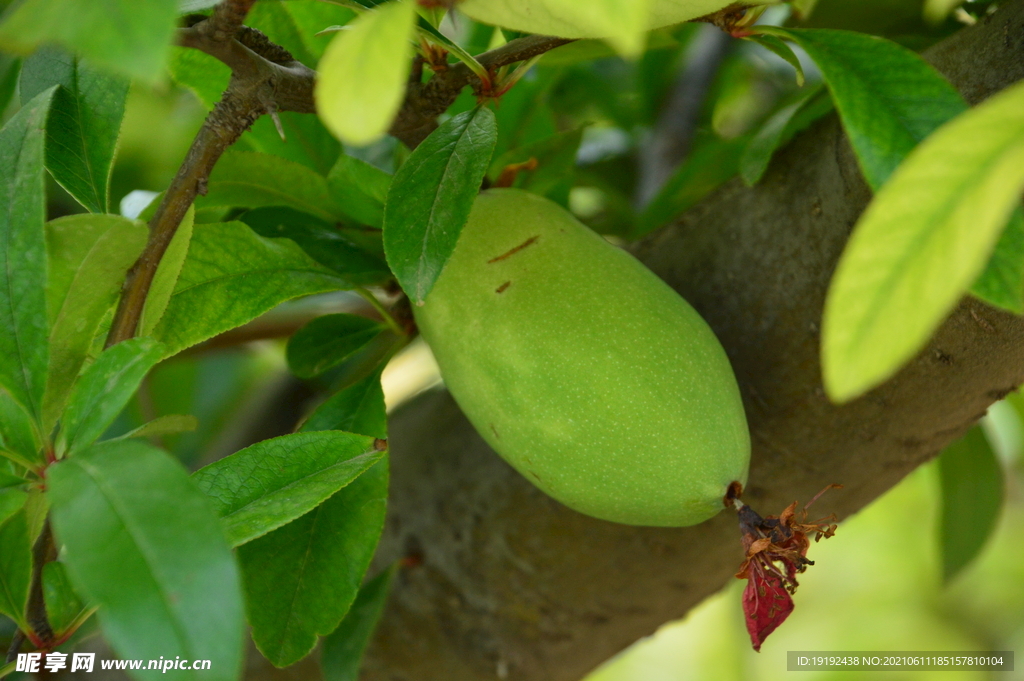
[414,189,750,526]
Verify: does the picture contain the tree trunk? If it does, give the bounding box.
[362,5,1024,680]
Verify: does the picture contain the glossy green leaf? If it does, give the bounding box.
[239,207,389,285]
[489,127,585,208]
[0,0,178,83]
[48,439,244,681]
[743,34,805,86]
[315,0,417,146]
[938,426,1004,582]
[168,47,228,110]
[237,455,388,667]
[328,154,391,227]
[237,371,389,666]
[0,470,27,490]
[969,210,1024,314]
[20,48,129,213]
[195,151,342,222]
[740,85,832,186]
[287,314,385,379]
[0,509,31,630]
[0,54,21,116]
[0,388,40,466]
[321,565,395,681]
[383,107,498,304]
[301,370,387,439]
[139,206,195,338]
[242,112,342,177]
[193,431,383,547]
[151,221,352,357]
[57,337,165,457]
[757,27,965,190]
[116,414,198,442]
[822,80,1024,402]
[0,489,28,526]
[0,87,55,424]
[42,561,88,635]
[43,215,148,430]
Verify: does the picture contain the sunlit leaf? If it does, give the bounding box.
[822,80,1024,402]
[315,0,417,146]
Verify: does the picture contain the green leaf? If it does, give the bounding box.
[0,470,27,490]
[57,338,165,457]
[43,215,148,431]
[0,388,41,466]
[938,426,1004,582]
[743,34,805,86]
[241,112,342,177]
[48,439,244,681]
[489,127,585,208]
[822,79,1024,402]
[321,565,394,681]
[115,414,199,442]
[195,150,342,222]
[328,154,391,228]
[139,206,195,338]
[239,207,389,285]
[740,85,832,186]
[0,54,21,116]
[383,107,498,304]
[235,371,389,666]
[151,221,352,357]
[20,48,129,213]
[0,0,178,83]
[287,314,385,379]
[168,47,228,110]
[757,27,966,190]
[969,210,1024,314]
[300,370,387,439]
[0,488,28,527]
[0,86,55,425]
[42,561,89,635]
[192,431,383,547]
[237,455,388,667]
[315,0,417,146]
[0,509,31,630]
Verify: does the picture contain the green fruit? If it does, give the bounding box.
[457,0,779,41]
[414,189,749,526]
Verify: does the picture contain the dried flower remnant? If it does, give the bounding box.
[724,482,841,651]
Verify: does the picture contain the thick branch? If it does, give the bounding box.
[361,4,1024,680]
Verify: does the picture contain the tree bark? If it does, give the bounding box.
[363,5,1024,680]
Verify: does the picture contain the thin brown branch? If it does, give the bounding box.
[206,0,257,43]
[105,6,315,348]
[25,521,55,648]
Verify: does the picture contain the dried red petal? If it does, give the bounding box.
[742,564,794,652]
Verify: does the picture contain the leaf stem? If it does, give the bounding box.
[355,289,407,338]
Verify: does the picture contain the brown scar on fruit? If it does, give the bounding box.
[490,423,500,440]
[496,281,512,294]
[488,236,539,264]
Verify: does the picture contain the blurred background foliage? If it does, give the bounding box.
[0,0,1017,676]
